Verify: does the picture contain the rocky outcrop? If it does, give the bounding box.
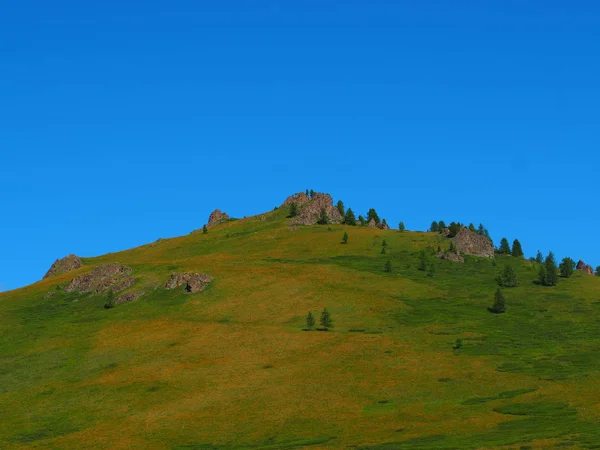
[367,219,377,228]
[207,209,230,228]
[452,227,494,258]
[441,227,451,237]
[165,273,213,293]
[437,251,465,263]
[43,254,82,279]
[576,260,594,275]
[377,221,390,230]
[281,192,311,208]
[115,291,145,305]
[291,193,343,225]
[65,264,134,293]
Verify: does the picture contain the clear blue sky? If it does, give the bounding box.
[1,1,599,291]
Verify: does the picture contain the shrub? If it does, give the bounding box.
[382,239,388,247]
[381,247,386,254]
[559,257,576,278]
[384,260,392,273]
[305,311,315,330]
[319,308,333,330]
[399,221,405,232]
[202,225,208,234]
[489,289,506,314]
[104,290,115,309]
[317,208,329,225]
[496,265,518,287]
[288,202,298,218]
[453,339,463,350]
[418,250,429,271]
[342,232,348,244]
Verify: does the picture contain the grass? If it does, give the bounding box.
[1,206,600,448]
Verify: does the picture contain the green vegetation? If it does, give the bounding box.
[398,221,405,232]
[384,259,392,272]
[559,257,575,278]
[489,288,506,314]
[336,200,345,218]
[539,251,559,286]
[498,238,511,255]
[1,203,599,449]
[317,208,329,225]
[367,208,380,224]
[103,290,115,309]
[511,239,524,257]
[288,202,298,218]
[319,308,333,330]
[202,224,208,234]
[496,265,518,287]
[305,311,315,330]
[342,232,348,244]
[597,266,600,276]
[344,208,356,226]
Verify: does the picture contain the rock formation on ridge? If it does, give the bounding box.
[43,254,82,279]
[451,227,495,258]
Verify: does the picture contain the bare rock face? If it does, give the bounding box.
[207,209,230,228]
[437,251,465,263]
[165,273,213,293]
[452,227,494,258]
[65,264,134,293]
[115,291,145,305]
[43,254,82,279]
[291,193,343,225]
[377,221,390,230]
[441,227,451,237]
[576,260,594,275]
[367,218,377,228]
[281,192,311,208]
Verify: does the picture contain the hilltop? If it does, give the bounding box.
[1,191,600,449]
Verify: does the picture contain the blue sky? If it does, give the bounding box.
[1,1,599,291]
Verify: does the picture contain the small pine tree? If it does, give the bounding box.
[449,241,457,253]
[342,232,348,244]
[382,239,388,247]
[384,260,392,272]
[498,238,511,255]
[447,222,460,237]
[305,311,315,330]
[317,208,329,225]
[305,189,309,196]
[438,220,446,230]
[427,263,435,278]
[596,266,600,276]
[535,250,543,263]
[418,250,429,271]
[496,265,518,287]
[539,251,558,286]
[511,239,524,258]
[453,338,463,350]
[202,225,208,234]
[381,246,386,254]
[477,224,485,235]
[358,215,366,226]
[309,189,315,198]
[288,202,298,218]
[468,223,476,233]
[104,290,115,309]
[336,200,345,218]
[489,289,506,314]
[344,208,357,226]
[429,221,439,232]
[367,208,380,225]
[320,308,332,330]
[559,257,575,278]
[399,221,405,232]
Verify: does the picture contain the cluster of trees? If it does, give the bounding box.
[429,221,490,240]
[305,308,333,331]
[496,238,524,257]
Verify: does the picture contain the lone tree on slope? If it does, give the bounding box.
[342,232,348,244]
[202,225,208,234]
[336,200,345,218]
[498,238,511,255]
[399,221,405,232]
[496,265,518,287]
[511,239,524,258]
[559,257,576,278]
[488,289,506,314]
[288,202,298,218]
[344,208,357,226]
[104,290,115,309]
[320,308,333,330]
[384,260,392,272]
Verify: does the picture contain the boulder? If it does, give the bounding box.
[452,227,494,258]
[43,254,82,279]
[377,221,390,230]
[437,251,465,263]
[367,218,377,228]
[281,192,311,208]
[291,192,344,225]
[115,291,145,305]
[65,264,134,293]
[441,227,451,237]
[207,209,230,228]
[576,260,594,275]
[165,273,213,293]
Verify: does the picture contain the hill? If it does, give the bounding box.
[1,193,600,449]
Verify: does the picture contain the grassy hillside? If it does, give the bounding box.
[2,206,600,449]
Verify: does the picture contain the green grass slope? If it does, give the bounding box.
[2,207,600,449]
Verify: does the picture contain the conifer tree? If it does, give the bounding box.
[319,308,332,330]
[336,200,345,218]
[427,263,435,278]
[104,290,115,309]
[496,265,517,287]
[489,289,506,314]
[358,215,366,226]
[305,189,309,196]
[448,222,460,238]
[317,208,329,225]
[384,260,392,272]
[418,250,429,271]
[539,251,558,286]
[381,247,386,254]
[438,220,446,230]
[202,225,208,234]
[498,238,511,255]
[429,221,439,232]
[399,221,405,232]
[559,257,575,278]
[367,208,380,224]
[596,266,600,276]
[344,208,357,226]
[342,232,348,244]
[511,239,524,258]
[288,202,298,218]
[305,311,315,330]
[382,239,388,247]
[468,223,476,233]
[381,218,388,228]
[309,189,315,198]
[535,250,543,264]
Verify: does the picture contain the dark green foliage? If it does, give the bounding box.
[342,232,348,244]
[418,250,429,271]
[496,265,518,287]
[319,308,332,329]
[559,257,575,278]
[477,224,491,241]
[398,221,405,232]
[288,202,298,218]
[202,225,208,234]
[539,252,559,286]
[449,241,457,253]
[511,239,524,257]
[305,189,309,196]
[384,260,392,273]
[489,289,506,314]
[453,338,463,350]
[382,239,388,247]
[535,250,543,263]
[448,222,461,238]
[438,220,446,230]
[381,218,388,228]
[309,189,315,198]
[317,208,329,225]
[344,208,357,226]
[380,247,386,254]
[358,215,365,226]
[367,208,380,225]
[104,290,115,309]
[305,311,315,330]
[427,263,435,278]
[498,238,511,255]
[468,223,476,233]
[596,266,600,276]
[429,221,439,232]
[336,200,345,218]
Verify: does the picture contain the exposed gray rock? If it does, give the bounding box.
[115,291,145,305]
[43,254,82,279]
[576,260,594,275]
[207,209,230,228]
[165,273,213,293]
[437,251,465,263]
[291,193,343,225]
[452,227,494,258]
[441,227,451,237]
[281,192,311,208]
[377,220,390,230]
[367,218,377,228]
[65,264,134,293]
